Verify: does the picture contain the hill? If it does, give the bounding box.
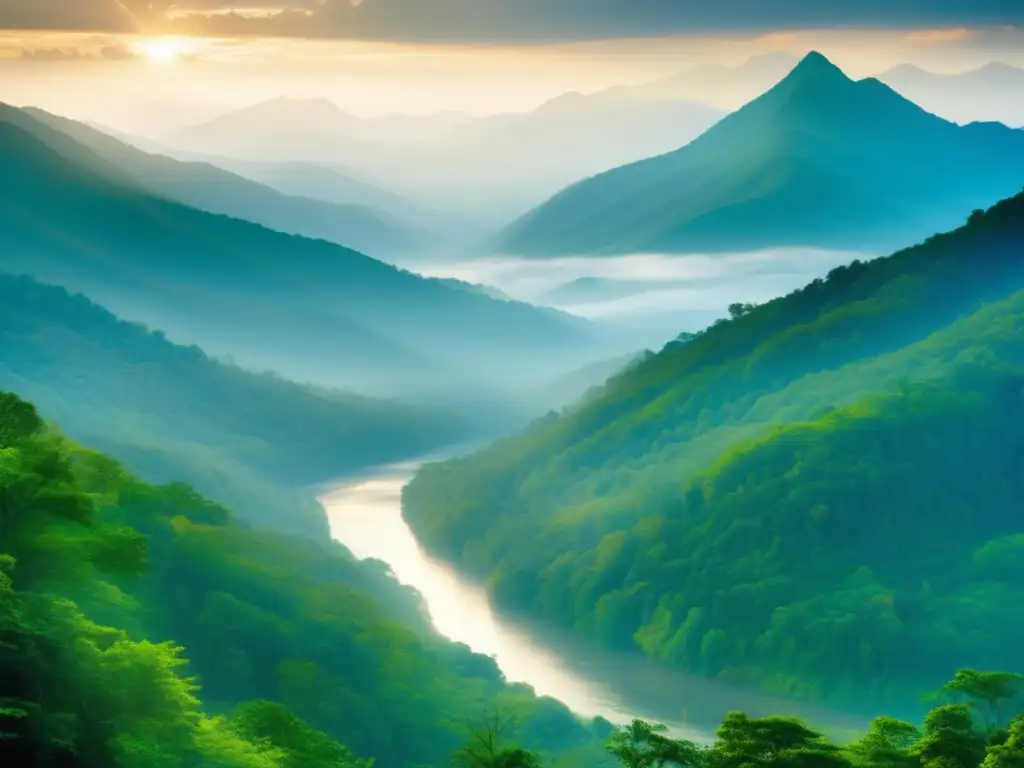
[0,118,601,399]
[499,51,1024,257]
[0,272,470,537]
[0,392,608,768]
[878,62,1024,127]
[13,105,438,261]
[403,190,1024,717]
[163,91,723,226]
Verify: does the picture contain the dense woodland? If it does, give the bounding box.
[0,392,611,768]
[0,272,470,537]
[404,190,1024,716]
[2,391,1020,768]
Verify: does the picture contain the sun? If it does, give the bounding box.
[133,37,192,65]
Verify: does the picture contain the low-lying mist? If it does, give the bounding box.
[420,247,873,338]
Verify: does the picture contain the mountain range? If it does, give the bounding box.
[878,61,1024,127]
[635,51,803,108]
[498,51,1024,257]
[403,184,1024,717]
[0,272,466,537]
[0,115,607,404]
[161,91,724,224]
[9,105,449,261]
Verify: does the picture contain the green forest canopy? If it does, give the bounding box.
[0,392,607,768]
[0,272,472,537]
[404,190,1024,716]
[2,391,1020,768]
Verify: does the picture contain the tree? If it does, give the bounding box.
[605,720,705,768]
[845,716,921,768]
[941,671,1024,728]
[912,704,988,768]
[452,709,540,768]
[982,716,1024,768]
[709,711,850,768]
[727,303,757,320]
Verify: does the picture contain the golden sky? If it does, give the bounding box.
[0,22,1020,136]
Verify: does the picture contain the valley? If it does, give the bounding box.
[1,21,1022,768]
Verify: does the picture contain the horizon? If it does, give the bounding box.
[1,22,1022,134]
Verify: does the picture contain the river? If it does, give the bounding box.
[319,451,872,745]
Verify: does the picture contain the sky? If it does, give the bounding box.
[0,1,1021,135]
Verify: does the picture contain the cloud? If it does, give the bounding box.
[0,0,1021,42]
[19,42,138,61]
[0,0,135,31]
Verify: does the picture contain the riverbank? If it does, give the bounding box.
[319,453,872,745]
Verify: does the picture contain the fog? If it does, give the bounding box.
[420,248,872,335]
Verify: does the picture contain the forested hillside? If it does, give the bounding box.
[0,273,468,536]
[403,191,1024,715]
[0,118,598,397]
[0,392,608,768]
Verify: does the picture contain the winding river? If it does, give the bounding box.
[319,450,871,745]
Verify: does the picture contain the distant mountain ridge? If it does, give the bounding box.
[877,61,1024,126]
[0,272,468,537]
[11,104,443,260]
[0,118,602,403]
[162,88,724,225]
[498,51,1024,257]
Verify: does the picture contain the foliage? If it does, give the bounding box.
[0,393,600,768]
[404,189,1024,714]
[0,272,470,536]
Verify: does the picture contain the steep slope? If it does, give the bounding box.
[404,190,1024,716]
[500,51,1024,257]
[0,272,467,536]
[0,119,599,397]
[0,393,606,768]
[15,105,436,260]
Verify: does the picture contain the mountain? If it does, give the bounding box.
[878,62,1024,126]
[498,51,1024,257]
[0,118,602,401]
[72,119,480,262]
[211,157,489,257]
[162,92,723,225]
[403,189,1024,717]
[637,51,803,108]
[13,105,439,260]
[0,391,607,768]
[0,272,469,537]
[167,96,473,150]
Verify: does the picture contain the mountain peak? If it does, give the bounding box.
[785,51,850,84]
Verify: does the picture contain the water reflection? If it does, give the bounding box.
[320,457,870,745]
[321,463,636,722]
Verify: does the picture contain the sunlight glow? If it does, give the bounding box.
[132,37,192,65]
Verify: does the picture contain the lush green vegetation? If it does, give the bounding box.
[452,670,1023,768]
[501,52,1024,257]
[4,390,1016,768]
[404,190,1024,716]
[0,392,609,768]
[0,272,471,537]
